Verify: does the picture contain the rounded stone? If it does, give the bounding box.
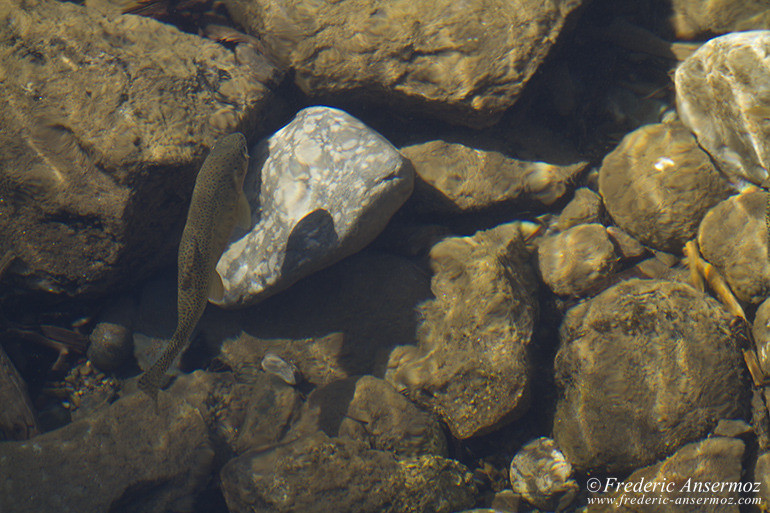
[554,279,744,473]
[598,122,732,253]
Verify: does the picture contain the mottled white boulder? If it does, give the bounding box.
[676,31,770,186]
[216,106,414,308]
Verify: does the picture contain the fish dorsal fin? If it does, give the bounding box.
[236,192,252,230]
[209,270,224,302]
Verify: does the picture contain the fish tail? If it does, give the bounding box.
[138,334,186,411]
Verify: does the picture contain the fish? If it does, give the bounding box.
[138,132,251,406]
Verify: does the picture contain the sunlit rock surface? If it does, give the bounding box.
[401,140,587,216]
[591,437,744,512]
[554,279,744,473]
[0,391,214,513]
[509,437,578,512]
[670,0,770,39]
[386,222,538,439]
[676,31,770,187]
[223,0,584,128]
[598,122,732,253]
[698,189,770,304]
[537,223,619,297]
[0,0,278,297]
[216,107,414,308]
[220,431,475,513]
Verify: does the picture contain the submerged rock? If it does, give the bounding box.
[87,295,136,372]
[402,140,587,216]
[670,0,770,39]
[537,223,619,297]
[0,0,278,297]
[290,375,447,458]
[698,189,770,304]
[554,279,744,473]
[223,0,584,128]
[0,345,38,440]
[216,106,414,308]
[591,437,744,512]
[754,298,770,376]
[0,391,214,513]
[509,437,578,512]
[386,222,538,439]
[676,31,770,186]
[220,432,475,513]
[598,122,732,253]
[553,187,603,232]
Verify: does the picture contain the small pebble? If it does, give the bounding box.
[261,352,300,385]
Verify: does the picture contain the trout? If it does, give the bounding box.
[139,133,251,405]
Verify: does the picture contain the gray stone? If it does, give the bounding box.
[216,106,414,308]
[554,279,744,473]
[289,375,447,458]
[220,432,475,513]
[591,437,744,512]
[401,140,587,216]
[0,0,279,297]
[676,31,770,186]
[599,122,733,253]
[537,223,619,297]
[223,0,584,128]
[698,189,770,304]
[386,223,538,439]
[0,345,38,440]
[509,437,577,512]
[670,1,770,39]
[0,391,214,513]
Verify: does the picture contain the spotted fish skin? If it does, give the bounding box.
[139,133,250,404]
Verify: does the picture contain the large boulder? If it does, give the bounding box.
[386,222,539,439]
[223,0,584,128]
[676,31,770,187]
[554,279,744,473]
[0,0,278,297]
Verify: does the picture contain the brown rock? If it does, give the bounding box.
[0,0,278,297]
[223,0,584,128]
[554,279,744,473]
[386,223,538,439]
[599,122,732,253]
[0,345,38,440]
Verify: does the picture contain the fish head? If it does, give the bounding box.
[214,132,249,190]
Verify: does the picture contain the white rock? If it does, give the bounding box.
[215,106,413,308]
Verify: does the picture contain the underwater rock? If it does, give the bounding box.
[755,452,770,509]
[167,370,301,455]
[218,332,350,387]
[554,279,744,473]
[598,122,733,253]
[537,223,619,297]
[260,351,300,385]
[670,0,770,39]
[87,295,136,372]
[220,431,475,513]
[223,0,584,128]
[552,187,603,232]
[591,437,744,512]
[676,31,770,186]
[0,390,214,513]
[755,298,770,376]
[401,140,587,216]
[386,222,539,439]
[0,345,39,440]
[216,106,414,308]
[0,0,279,297]
[509,437,578,512]
[698,189,770,304]
[289,375,447,458]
